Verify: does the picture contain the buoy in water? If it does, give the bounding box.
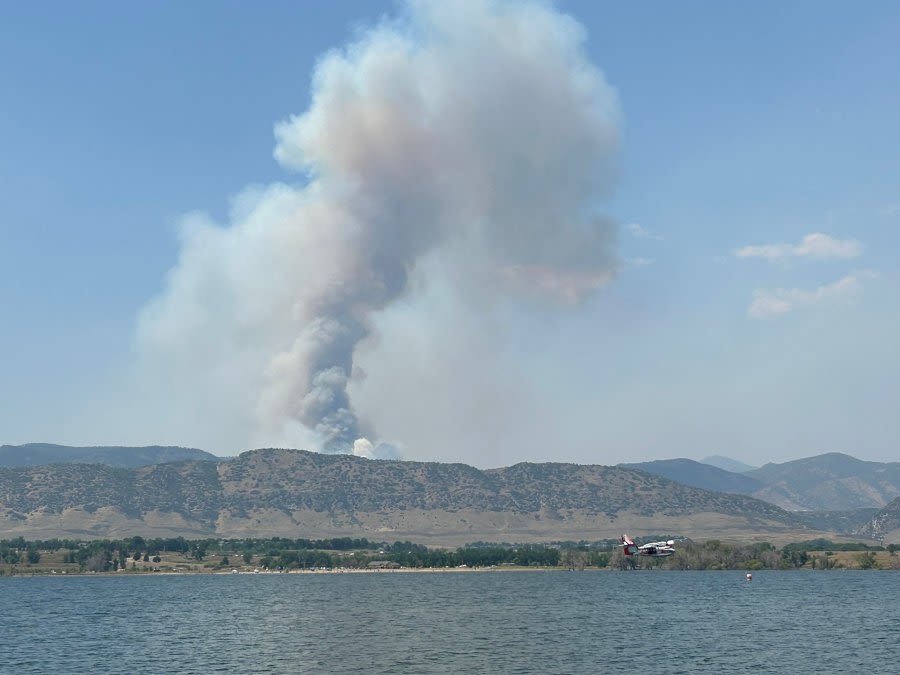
[746,573,752,581]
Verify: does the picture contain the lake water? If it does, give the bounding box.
[1,570,897,673]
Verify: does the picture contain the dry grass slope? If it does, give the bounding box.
[0,448,841,544]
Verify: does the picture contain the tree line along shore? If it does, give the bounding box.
[1,536,897,576]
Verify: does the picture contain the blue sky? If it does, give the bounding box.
[1,0,898,467]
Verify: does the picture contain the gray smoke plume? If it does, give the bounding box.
[135,0,621,456]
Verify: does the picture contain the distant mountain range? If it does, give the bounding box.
[744,453,900,511]
[0,444,218,468]
[620,459,765,496]
[621,453,900,512]
[0,447,813,544]
[2,445,897,544]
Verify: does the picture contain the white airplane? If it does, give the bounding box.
[620,534,675,558]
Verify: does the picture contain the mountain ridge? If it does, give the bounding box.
[0,444,218,468]
[620,458,764,495]
[623,453,900,512]
[0,447,813,544]
[745,452,900,510]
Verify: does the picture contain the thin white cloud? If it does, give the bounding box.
[626,223,662,240]
[625,257,654,267]
[734,232,861,262]
[747,275,862,320]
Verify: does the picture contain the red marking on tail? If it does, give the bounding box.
[621,534,638,556]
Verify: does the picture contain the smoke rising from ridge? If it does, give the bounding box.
[135,0,622,457]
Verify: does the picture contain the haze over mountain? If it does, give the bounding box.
[620,459,764,495]
[623,453,900,513]
[0,448,817,545]
[700,456,757,473]
[745,453,900,511]
[0,444,218,469]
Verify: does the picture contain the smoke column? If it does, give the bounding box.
[135,0,621,456]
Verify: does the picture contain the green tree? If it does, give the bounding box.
[857,551,879,569]
[589,552,610,568]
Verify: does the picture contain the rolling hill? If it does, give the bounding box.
[0,447,815,544]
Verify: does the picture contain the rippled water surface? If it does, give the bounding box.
[1,570,898,673]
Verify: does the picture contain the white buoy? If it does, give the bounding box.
[746,573,752,581]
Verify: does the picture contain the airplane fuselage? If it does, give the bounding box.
[621,535,675,557]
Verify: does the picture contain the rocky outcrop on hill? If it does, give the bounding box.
[854,498,900,545]
[792,508,879,533]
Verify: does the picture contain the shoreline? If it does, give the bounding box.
[1,565,567,578]
[4,566,898,578]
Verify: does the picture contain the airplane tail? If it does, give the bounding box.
[621,534,638,556]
